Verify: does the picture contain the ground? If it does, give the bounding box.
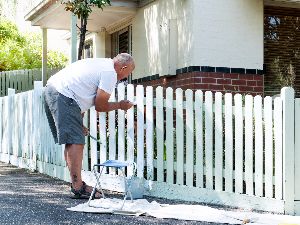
[0,162,238,225]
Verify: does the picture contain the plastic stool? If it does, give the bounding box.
[87,160,136,209]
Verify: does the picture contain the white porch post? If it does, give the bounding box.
[71,13,77,63]
[42,28,47,86]
[94,27,108,58]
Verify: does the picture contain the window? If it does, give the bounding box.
[111,26,132,83]
[83,40,93,59]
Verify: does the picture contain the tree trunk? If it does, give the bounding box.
[78,16,87,60]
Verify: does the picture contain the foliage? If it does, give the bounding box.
[264,15,299,93]
[0,18,68,71]
[61,0,111,60]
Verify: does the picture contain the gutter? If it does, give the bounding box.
[24,0,56,21]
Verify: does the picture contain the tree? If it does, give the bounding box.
[0,18,68,71]
[62,0,111,60]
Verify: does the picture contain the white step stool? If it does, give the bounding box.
[87,160,137,209]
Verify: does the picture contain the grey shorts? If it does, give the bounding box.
[43,85,85,145]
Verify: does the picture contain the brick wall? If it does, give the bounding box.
[133,71,264,96]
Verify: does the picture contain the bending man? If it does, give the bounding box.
[43,53,135,199]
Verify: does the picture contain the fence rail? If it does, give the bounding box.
[0,68,60,97]
[0,82,299,215]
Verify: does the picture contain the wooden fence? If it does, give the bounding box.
[0,81,300,215]
[0,68,60,97]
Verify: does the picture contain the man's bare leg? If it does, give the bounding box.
[65,144,101,196]
[65,144,84,190]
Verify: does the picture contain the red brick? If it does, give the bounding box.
[224,85,239,92]
[253,75,262,81]
[209,84,224,91]
[225,73,239,79]
[239,86,254,92]
[194,84,209,90]
[194,77,202,83]
[253,87,263,92]
[207,72,223,79]
[232,80,247,86]
[257,80,264,86]
[247,80,257,86]
[217,79,231,85]
[202,78,217,84]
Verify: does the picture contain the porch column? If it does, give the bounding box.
[42,28,47,86]
[94,27,109,58]
[71,13,77,63]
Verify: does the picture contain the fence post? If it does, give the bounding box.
[294,96,300,215]
[32,81,43,171]
[281,87,295,215]
[7,88,15,163]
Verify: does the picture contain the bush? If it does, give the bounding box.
[0,18,68,71]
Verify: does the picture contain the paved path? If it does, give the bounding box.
[0,162,234,225]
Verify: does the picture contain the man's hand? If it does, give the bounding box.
[119,100,134,111]
[82,126,89,136]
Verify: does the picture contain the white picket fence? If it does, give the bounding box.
[0,68,61,97]
[0,81,300,215]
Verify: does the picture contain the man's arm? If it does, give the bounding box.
[95,88,133,112]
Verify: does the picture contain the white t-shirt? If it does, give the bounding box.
[47,58,117,112]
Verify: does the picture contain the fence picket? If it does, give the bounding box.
[99,112,107,165]
[108,91,116,174]
[136,85,144,178]
[126,84,134,176]
[274,97,283,199]
[264,96,273,198]
[166,87,174,184]
[8,89,15,163]
[117,83,125,162]
[205,91,213,189]
[146,86,154,180]
[195,90,204,188]
[234,94,243,194]
[225,93,233,193]
[245,95,254,195]
[254,96,263,197]
[186,89,194,187]
[90,107,98,169]
[215,92,223,191]
[156,86,164,182]
[0,98,3,158]
[82,113,89,170]
[176,88,184,185]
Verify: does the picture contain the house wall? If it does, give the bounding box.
[132,0,192,79]
[131,0,264,95]
[192,0,264,70]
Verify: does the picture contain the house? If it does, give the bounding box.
[25,0,300,96]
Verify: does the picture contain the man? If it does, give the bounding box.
[43,53,135,199]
